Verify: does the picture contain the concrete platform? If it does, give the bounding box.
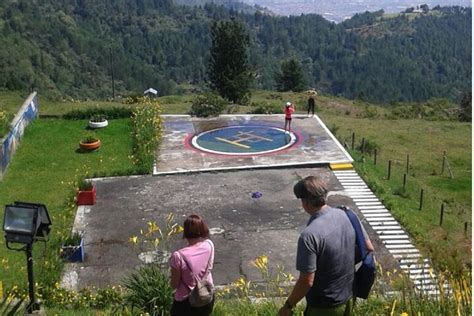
[62,167,397,290]
[154,115,353,175]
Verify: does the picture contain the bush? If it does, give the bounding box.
[357,139,379,156]
[189,93,227,117]
[122,264,173,316]
[0,110,13,138]
[62,107,132,120]
[39,284,124,309]
[130,97,163,174]
[248,102,280,114]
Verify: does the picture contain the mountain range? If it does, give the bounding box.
[0,1,470,103]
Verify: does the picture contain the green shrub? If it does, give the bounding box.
[357,139,379,156]
[189,93,227,117]
[248,102,280,114]
[62,107,132,120]
[0,296,24,315]
[90,114,107,122]
[122,264,173,316]
[39,284,124,309]
[130,97,163,174]
[0,110,13,138]
[329,123,339,137]
[358,105,379,119]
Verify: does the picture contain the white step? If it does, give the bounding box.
[382,239,413,244]
[365,216,396,221]
[373,225,404,230]
[359,205,389,210]
[404,268,430,274]
[385,244,415,249]
[339,180,366,184]
[348,194,377,198]
[399,258,429,265]
[389,248,420,254]
[377,230,406,234]
[379,234,409,240]
[333,170,358,174]
[400,263,431,270]
[367,221,399,226]
[392,253,422,259]
[363,213,392,217]
[360,209,389,214]
[344,185,369,189]
[353,198,380,202]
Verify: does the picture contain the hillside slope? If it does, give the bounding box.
[0,1,470,102]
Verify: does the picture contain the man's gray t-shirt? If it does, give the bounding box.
[296,206,356,308]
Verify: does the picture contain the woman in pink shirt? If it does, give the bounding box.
[170,215,215,316]
[284,101,296,132]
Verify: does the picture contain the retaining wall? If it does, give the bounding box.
[0,92,39,179]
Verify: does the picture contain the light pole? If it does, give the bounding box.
[3,202,51,313]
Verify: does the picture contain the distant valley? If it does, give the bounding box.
[243,0,472,22]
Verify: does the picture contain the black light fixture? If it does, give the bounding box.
[3,202,52,313]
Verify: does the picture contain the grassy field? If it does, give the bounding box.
[319,113,472,267]
[0,90,30,114]
[0,118,134,288]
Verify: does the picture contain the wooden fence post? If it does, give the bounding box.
[439,204,444,226]
[441,151,446,174]
[387,160,392,180]
[403,174,407,190]
[419,189,424,211]
[374,148,377,165]
[406,154,410,174]
[351,132,355,150]
[361,137,365,153]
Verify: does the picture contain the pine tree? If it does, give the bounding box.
[208,19,253,104]
[274,58,307,92]
[459,91,472,122]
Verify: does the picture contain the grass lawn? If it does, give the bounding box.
[319,113,472,267]
[0,90,33,137]
[0,90,30,114]
[0,118,135,289]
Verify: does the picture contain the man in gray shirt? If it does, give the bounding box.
[278,176,374,316]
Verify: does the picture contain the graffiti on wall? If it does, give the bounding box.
[0,92,38,178]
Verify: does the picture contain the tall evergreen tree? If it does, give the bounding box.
[274,58,307,92]
[459,91,472,122]
[208,19,253,103]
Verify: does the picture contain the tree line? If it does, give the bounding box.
[0,0,470,103]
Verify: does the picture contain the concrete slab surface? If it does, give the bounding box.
[155,115,352,175]
[64,167,396,290]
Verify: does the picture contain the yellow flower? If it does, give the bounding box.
[253,255,268,271]
[400,313,409,316]
[129,236,138,244]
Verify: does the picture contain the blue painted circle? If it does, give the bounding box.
[191,125,297,156]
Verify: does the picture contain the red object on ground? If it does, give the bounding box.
[77,186,96,205]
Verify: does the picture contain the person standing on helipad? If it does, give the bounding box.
[278,176,374,316]
[307,90,317,117]
[284,101,295,132]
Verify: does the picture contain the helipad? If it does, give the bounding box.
[155,114,353,174]
[190,125,298,156]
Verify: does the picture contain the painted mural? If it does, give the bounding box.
[0,92,38,179]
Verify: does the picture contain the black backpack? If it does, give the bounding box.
[338,206,376,299]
